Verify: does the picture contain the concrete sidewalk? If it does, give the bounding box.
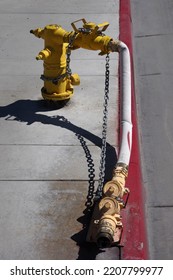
[0,0,120,259]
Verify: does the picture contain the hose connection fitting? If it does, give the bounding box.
[86,197,123,248]
[103,163,129,200]
[96,197,123,248]
[87,163,130,248]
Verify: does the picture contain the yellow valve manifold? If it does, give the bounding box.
[30,19,119,102]
[86,163,130,248]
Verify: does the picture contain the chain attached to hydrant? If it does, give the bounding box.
[30,18,119,102]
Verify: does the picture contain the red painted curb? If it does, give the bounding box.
[119,0,149,259]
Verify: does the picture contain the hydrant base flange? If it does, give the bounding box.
[41,87,74,101]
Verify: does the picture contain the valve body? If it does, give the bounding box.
[87,164,129,248]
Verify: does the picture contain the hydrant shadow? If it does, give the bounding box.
[0,99,118,260]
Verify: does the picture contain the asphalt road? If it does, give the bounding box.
[131,0,173,259]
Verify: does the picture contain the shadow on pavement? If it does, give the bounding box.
[0,99,118,260]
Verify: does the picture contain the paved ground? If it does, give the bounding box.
[131,0,173,259]
[0,0,120,259]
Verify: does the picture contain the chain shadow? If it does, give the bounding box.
[0,99,118,259]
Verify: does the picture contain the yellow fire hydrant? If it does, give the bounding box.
[30,18,119,102]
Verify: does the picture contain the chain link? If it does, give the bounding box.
[96,53,110,199]
[66,32,77,76]
[40,73,67,85]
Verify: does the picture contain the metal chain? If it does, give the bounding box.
[66,32,77,76]
[66,36,110,203]
[96,53,110,199]
[67,36,110,201]
[40,73,67,85]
